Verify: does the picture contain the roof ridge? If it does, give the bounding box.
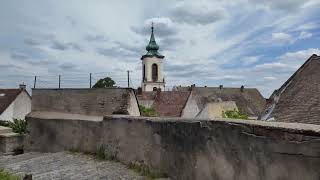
[275,54,318,97]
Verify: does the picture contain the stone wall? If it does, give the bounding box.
[31,88,140,116]
[25,114,320,180]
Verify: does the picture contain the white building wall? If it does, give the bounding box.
[196,101,238,119]
[13,91,31,120]
[127,91,140,116]
[181,92,200,118]
[141,56,165,91]
[0,103,14,121]
[0,91,31,121]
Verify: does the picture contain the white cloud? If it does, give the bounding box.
[277,48,320,67]
[0,0,319,97]
[263,76,276,80]
[254,62,291,70]
[250,0,310,12]
[294,22,319,31]
[241,56,261,65]
[271,32,294,44]
[210,75,245,80]
[298,31,313,40]
[170,1,228,25]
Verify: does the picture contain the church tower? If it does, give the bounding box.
[141,24,165,91]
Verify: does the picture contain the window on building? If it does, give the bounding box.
[152,64,158,82]
[153,87,157,91]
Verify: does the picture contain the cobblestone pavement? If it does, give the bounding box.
[0,152,145,180]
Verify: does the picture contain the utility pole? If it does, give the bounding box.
[89,73,92,88]
[127,70,130,88]
[33,76,37,89]
[58,75,61,89]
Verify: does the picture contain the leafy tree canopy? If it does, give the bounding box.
[93,77,116,88]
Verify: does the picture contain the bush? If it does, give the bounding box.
[0,169,20,180]
[128,161,167,180]
[223,110,248,120]
[139,106,157,117]
[7,119,28,135]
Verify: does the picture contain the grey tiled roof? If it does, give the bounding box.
[263,54,320,125]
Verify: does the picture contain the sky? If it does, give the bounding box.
[0,0,319,97]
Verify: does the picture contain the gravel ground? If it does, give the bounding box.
[0,152,145,180]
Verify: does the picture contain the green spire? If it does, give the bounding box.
[146,24,159,51]
[141,23,164,60]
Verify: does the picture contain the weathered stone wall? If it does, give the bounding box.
[31,88,140,116]
[25,114,320,180]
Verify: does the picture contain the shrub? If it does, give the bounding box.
[223,110,248,120]
[0,169,20,180]
[128,161,167,180]
[139,106,157,117]
[7,119,28,135]
[96,145,106,160]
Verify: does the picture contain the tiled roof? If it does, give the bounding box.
[136,92,157,101]
[264,54,320,125]
[192,87,266,117]
[31,88,137,116]
[153,91,191,117]
[0,89,23,114]
[136,91,191,117]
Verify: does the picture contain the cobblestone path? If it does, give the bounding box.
[0,152,145,180]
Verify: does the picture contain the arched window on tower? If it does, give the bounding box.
[152,64,158,82]
[143,64,146,81]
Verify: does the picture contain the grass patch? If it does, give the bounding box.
[139,106,157,117]
[0,169,20,180]
[128,161,167,180]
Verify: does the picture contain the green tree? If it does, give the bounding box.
[93,77,116,88]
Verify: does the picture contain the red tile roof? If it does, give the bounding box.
[136,91,191,117]
[153,91,191,117]
[0,89,23,114]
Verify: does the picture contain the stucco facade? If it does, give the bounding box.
[25,114,320,180]
[0,91,31,121]
[196,101,238,119]
[141,56,165,91]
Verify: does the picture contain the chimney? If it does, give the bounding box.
[240,85,244,92]
[19,83,26,90]
[190,84,196,91]
[219,85,223,89]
